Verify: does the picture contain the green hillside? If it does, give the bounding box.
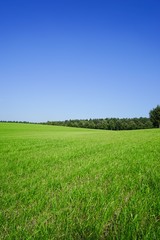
[0,123,160,239]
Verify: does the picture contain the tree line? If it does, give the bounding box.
[1,105,159,130]
[46,117,153,130]
[46,105,160,130]
[0,118,153,130]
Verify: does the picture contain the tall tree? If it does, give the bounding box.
[149,105,160,128]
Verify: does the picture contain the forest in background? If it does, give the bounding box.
[45,117,153,130]
[2,104,160,131]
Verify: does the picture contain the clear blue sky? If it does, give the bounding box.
[0,0,160,122]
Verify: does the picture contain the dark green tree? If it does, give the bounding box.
[149,105,160,128]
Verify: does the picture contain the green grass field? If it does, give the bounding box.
[0,123,160,239]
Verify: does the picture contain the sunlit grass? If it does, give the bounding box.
[0,123,160,239]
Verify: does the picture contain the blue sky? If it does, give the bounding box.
[0,0,160,122]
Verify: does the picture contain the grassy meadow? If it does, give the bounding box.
[0,123,160,239]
